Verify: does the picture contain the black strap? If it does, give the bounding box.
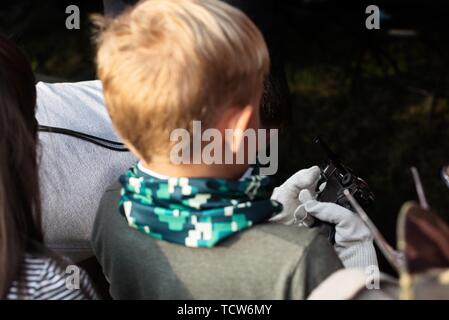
[38,125,129,152]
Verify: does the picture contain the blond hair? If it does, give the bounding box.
[95,0,269,162]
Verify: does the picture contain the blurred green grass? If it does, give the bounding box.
[277,21,449,255]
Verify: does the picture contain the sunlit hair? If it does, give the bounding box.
[95,0,270,162]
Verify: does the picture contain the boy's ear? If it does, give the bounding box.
[220,104,256,154]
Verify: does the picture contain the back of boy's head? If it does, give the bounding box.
[96,0,269,162]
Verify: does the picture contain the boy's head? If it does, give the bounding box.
[96,0,269,177]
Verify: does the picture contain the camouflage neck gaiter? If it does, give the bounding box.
[118,165,282,248]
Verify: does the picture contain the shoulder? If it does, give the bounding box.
[104,181,122,194]
[228,223,342,275]
[236,222,325,251]
[8,255,97,300]
[98,182,124,210]
[234,224,342,298]
[92,182,128,242]
[36,80,103,111]
[36,80,103,100]
[98,182,123,207]
[35,80,106,130]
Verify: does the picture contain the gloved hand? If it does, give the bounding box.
[270,166,321,226]
[298,188,378,269]
[270,165,378,270]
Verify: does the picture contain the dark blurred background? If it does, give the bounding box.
[1,0,448,275]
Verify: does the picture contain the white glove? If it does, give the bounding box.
[270,166,378,269]
[270,166,321,226]
[299,189,378,269]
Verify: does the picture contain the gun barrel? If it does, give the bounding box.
[314,136,347,174]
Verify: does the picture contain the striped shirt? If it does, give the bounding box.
[7,255,97,300]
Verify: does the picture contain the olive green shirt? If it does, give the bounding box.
[91,183,342,300]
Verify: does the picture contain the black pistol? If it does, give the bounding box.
[313,137,375,244]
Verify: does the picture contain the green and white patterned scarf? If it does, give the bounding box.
[119,165,282,248]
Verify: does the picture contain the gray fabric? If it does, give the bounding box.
[36,81,137,261]
[308,268,399,300]
[91,183,343,299]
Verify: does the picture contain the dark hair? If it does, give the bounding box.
[0,34,43,299]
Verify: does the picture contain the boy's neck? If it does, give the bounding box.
[141,161,248,180]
